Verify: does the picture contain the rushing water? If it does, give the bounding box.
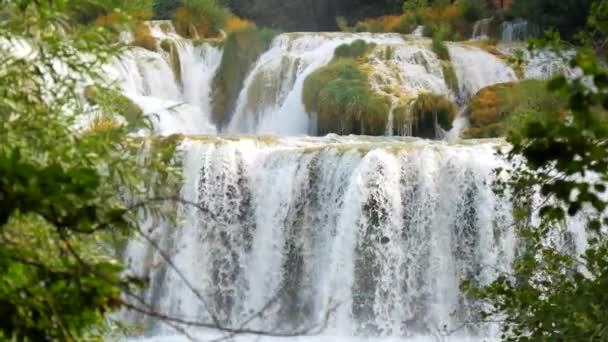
[124,136,514,340]
[108,23,579,341]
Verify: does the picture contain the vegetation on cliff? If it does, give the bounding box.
[464,80,566,138]
[211,26,279,126]
[172,0,231,38]
[303,59,391,135]
[397,93,456,138]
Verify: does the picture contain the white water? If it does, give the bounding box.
[107,23,586,341]
[124,136,516,339]
[103,21,220,135]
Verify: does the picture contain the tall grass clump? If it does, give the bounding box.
[303,59,390,135]
[432,26,451,61]
[409,93,457,138]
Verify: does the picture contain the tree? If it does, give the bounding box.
[464,2,608,340]
[0,0,180,340]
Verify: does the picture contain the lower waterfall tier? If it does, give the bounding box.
[123,136,544,340]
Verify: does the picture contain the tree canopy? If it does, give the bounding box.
[0,0,180,339]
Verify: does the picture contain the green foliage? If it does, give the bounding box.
[403,0,428,12]
[442,62,459,95]
[460,0,487,23]
[464,80,566,138]
[509,0,592,40]
[0,1,180,339]
[408,93,456,138]
[173,0,231,38]
[465,4,608,339]
[211,26,279,127]
[66,0,155,24]
[334,39,376,60]
[432,28,450,61]
[303,59,390,135]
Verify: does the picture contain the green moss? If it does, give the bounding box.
[303,59,391,136]
[334,39,376,60]
[464,80,566,138]
[211,26,279,127]
[432,35,450,61]
[442,62,459,95]
[409,93,457,138]
[160,40,182,85]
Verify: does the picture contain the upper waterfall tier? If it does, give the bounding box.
[104,24,569,138]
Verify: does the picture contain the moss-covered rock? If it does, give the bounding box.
[303,59,391,135]
[132,23,158,52]
[442,62,459,96]
[211,26,279,127]
[406,93,457,139]
[334,39,376,60]
[464,80,566,138]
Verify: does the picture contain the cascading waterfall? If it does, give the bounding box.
[124,137,518,340]
[226,32,520,135]
[471,18,494,41]
[103,21,221,135]
[108,22,586,341]
[501,20,538,42]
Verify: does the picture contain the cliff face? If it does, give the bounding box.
[225,0,402,31]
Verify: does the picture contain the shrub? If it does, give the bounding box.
[403,0,429,12]
[226,16,255,33]
[464,80,566,138]
[303,59,390,135]
[334,40,376,60]
[395,14,419,33]
[461,0,487,22]
[409,93,457,138]
[355,15,403,33]
[211,26,279,126]
[432,33,450,61]
[173,0,231,38]
[67,0,154,25]
[132,23,157,51]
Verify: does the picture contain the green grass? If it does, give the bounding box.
[303,59,390,135]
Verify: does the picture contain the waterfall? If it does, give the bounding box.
[501,20,538,42]
[471,18,493,41]
[447,44,517,99]
[226,33,519,135]
[124,136,520,340]
[103,21,221,135]
[226,33,405,135]
[105,23,592,341]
